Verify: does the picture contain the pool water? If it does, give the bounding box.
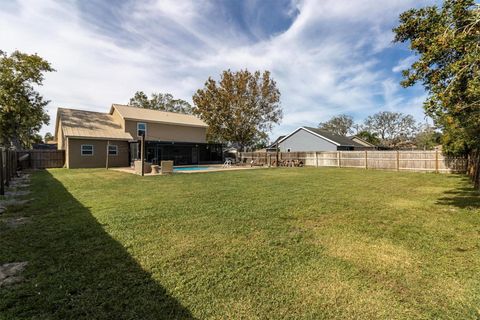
[173,166,214,172]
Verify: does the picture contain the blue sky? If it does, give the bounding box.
[0,0,438,140]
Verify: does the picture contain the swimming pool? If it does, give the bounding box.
[173,166,215,172]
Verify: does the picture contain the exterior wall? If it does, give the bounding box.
[124,120,207,143]
[278,129,337,152]
[56,122,64,150]
[67,138,129,168]
[111,108,125,129]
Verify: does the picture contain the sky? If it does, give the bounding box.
[0,0,438,141]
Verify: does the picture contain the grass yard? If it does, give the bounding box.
[1,167,479,319]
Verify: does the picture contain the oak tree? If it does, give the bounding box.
[394,0,479,154]
[0,50,54,149]
[318,114,354,136]
[192,70,282,150]
[129,91,192,114]
[364,111,418,147]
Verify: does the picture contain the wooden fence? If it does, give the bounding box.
[17,150,65,169]
[0,148,18,196]
[468,150,480,189]
[239,150,468,173]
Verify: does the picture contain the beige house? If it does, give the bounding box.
[55,104,222,168]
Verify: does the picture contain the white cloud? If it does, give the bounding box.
[392,55,417,73]
[0,0,434,141]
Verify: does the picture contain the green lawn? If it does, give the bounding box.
[1,168,479,319]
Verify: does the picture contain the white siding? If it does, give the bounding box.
[278,129,337,152]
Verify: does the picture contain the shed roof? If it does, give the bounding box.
[56,108,133,141]
[111,104,208,128]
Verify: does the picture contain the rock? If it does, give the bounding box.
[4,217,29,228]
[0,199,31,207]
[0,262,28,287]
[5,190,31,197]
[10,181,31,189]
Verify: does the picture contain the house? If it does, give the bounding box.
[55,104,222,168]
[275,126,366,152]
[348,135,378,150]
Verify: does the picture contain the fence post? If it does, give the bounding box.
[315,152,318,167]
[14,151,17,176]
[435,150,439,173]
[365,150,368,169]
[0,149,4,195]
[5,150,10,187]
[338,151,341,167]
[396,151,400,171]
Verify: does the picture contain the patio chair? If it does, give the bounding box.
[223,158,233,168]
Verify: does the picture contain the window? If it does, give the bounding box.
[81,144,94,156]
[137,122,147,137]
[287,148,291,152]
[108,144,118,156]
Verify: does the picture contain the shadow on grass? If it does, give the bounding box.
[0,170,194,319]
[436,176,480,209]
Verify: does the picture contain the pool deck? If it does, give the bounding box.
[111,164,264,175]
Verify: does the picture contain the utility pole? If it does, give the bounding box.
[140,133,145,176]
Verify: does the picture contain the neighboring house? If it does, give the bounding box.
[55,104,222,168]
[348,135,377,150]
[266,135,285,151]
[276,127,365,152]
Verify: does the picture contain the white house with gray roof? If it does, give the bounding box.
[275,127,367,152]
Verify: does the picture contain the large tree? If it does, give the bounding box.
[393,0,479,154]
[128,91,192,114]
[356,130,381,145]
[192,70,282,150]
[318,114,354,136]
[415,124,441,150]
[364,111,418,147]
[44,132,54,143]
[0,50,54,149]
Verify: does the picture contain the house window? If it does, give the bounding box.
[81,144,94,156]
[137,122,147,137]
[287,148,291,152]
[108,144,118,156]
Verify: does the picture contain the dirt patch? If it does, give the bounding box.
[0,262,28,287]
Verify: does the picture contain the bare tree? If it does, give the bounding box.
[364,111,418,147]
[318,114,354,136]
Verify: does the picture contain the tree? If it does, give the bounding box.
[364,111,418,147]
[356,130,381,145]
[0,50,54,149]
[318,114,354,136]
[393,0,479,154]
[192,70,282,150]
[128,91,192,114]
[415,125,441,150]
[44,132,54,143]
